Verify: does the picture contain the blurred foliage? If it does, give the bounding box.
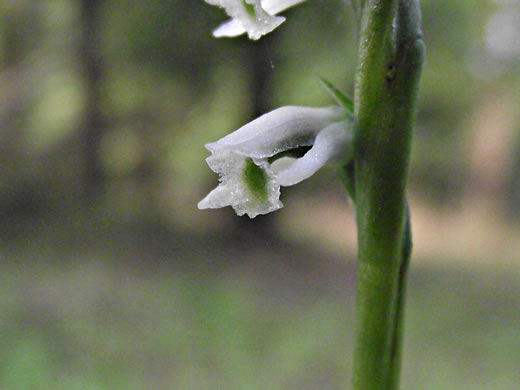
[1,0,520,388]
[0,0,519,213]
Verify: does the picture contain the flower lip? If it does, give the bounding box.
[198,152,283,218]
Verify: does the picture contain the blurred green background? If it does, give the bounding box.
[1,0,519,389]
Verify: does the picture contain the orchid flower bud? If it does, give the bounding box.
[205,0,306,40]
[198,105,354,218]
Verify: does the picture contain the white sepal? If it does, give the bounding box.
[261,0,306,15]
[275,121,354,186]
[206,106,344,158]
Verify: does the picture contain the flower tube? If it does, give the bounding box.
[198,105,353,218]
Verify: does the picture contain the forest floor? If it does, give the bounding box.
[0,197,519,390]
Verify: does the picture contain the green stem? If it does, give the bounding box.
[388,203,412,389]
[349,0,424,389]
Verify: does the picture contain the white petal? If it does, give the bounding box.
[261,0,307,15]
[213,19,247,38]
[276,121,354,186]
[207,106,344,158]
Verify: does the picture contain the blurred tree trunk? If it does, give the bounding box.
[78,0,106,202]
[1,11,26,172]
[231,36,280,247]
[0,5,42,218]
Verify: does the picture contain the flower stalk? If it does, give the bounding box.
[350,0,424,389]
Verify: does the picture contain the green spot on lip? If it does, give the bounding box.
[243,158,268,203]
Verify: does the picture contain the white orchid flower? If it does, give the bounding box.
[198,105,354,218]
[205,0,306,40]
